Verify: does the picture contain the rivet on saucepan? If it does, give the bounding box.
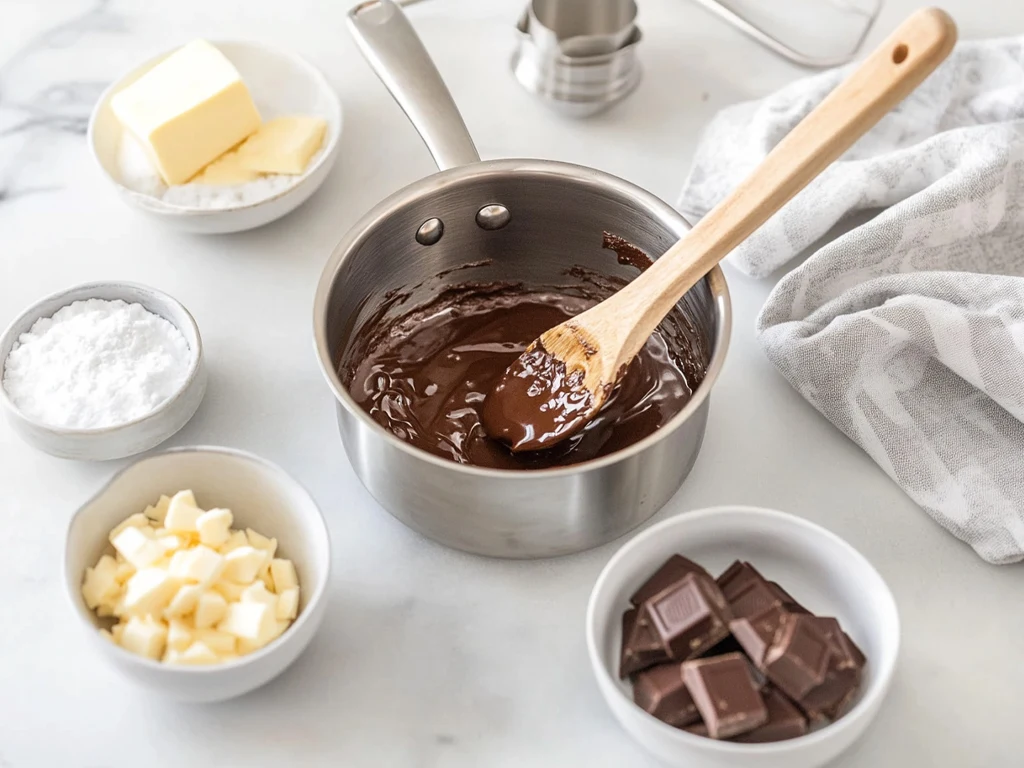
[476,204,511,231]
[416,217,444,246]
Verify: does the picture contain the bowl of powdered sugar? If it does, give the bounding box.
[0,282,206,460]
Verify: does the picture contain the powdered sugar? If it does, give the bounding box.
[2,299,192,429]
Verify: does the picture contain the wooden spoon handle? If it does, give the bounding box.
[617,7,956,354]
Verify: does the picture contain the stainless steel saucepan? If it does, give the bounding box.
[312,0,730,558]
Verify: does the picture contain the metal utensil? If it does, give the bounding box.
[528,0,638,57]
[313,0,730,558]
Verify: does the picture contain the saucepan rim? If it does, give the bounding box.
[312,157,731,478]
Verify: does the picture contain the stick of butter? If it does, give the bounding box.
[236,116,327,175]
[111,40,261,185]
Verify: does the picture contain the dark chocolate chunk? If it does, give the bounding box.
[763,614,832,701]
[644,573,732,661]
[632,663,700,728]
[729,577,784,620]
[731,685,808,743]
[620,607,669,678]
[729,604,788,666]
[716,560,766,602]
[682,653,768,739]
[630,555,711,607]
[797,617,866,721]
[699,633,744,658]
[684,722,709,737]
[767,581,810,614]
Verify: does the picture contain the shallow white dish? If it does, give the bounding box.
[88,40,342,234]
[586,506,899,768]
[65,446,332,702]
[0,281,206,461]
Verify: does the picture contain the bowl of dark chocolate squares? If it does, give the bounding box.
[586,506,898,768]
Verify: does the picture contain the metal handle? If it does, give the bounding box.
[347,0,480,171]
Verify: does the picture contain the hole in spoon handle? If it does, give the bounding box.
[892,43,909,64]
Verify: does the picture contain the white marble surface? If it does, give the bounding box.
[2,1,1022,766]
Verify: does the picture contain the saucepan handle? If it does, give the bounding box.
[348,0,481,171]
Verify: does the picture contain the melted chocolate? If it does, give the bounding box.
[480,343,595,453]
[340,235,705,470]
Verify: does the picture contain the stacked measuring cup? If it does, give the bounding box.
[512,0,642,117]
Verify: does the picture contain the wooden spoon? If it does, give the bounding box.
[482,7,957,452]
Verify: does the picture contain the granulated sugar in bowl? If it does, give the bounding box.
[3,298,190,429]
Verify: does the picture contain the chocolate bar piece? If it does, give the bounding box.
[797,617,866,720]
[632,663,700,728]
[684,722,709,737]
[644,573,732,661]
[729,603,788,666]
[731,685,808,743]
[682,653,768,739]
[767,581,810,614]
[729,577,785,620]
[763,614,832,701]
[699,633,744,658]
[620,606,669,678]
[630,555,711,607]
[716,560,766,602]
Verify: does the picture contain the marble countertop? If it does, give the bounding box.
[2,1,1022,766]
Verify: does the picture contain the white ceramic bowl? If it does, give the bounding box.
[0,281,206,461]
[88,40,342,233]
[586,506,899,768]
[65,446,332,702]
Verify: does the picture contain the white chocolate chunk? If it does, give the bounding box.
[164,583,203,618]
[111,526,167,570]
[164,490,203,533]
[276,586,300,621]
[167,619,193,652]
[82,555,119,610]
[175,641,219,665]
[219,529,249,553]
[222,546,267,584]
[218,602,276,646]
[120,616,168,660]
[194,628,236,655]
[269,558,298,592]
[245,528,277,558]
[109,513,151,541]
[122,568,181,617]
[241,580,277,608]
[196,508,233,548]
[99,628,116,644]
[114,562,135,584]
[144,495,172,522]
[168,545,224,587]
[212,579,246,602]
[194,590,228,629]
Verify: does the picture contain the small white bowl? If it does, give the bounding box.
[0,281,206,461]
[88,40,342,234]
[65,446,332,702]
[586,506,899,768]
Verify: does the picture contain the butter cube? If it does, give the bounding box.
[245,528,277,558]
[176,641,220,665]
[82,555,119,610]
[194,628,236,655]
[222,546,267,584]
[269,558,298,592]
[220,530,249,553]
[164,583,203,618]
[111,40,261,184]
[114,562,136,584]
[112,527,168,570]
[237,116,326,175]
[168,545,224,587]
[167,619,193,652]
[241,581,278,611]
[143,495,172,522]
[194,590,228,629]
[120,616,168,660]
[196,508,234,548]
[212,579,247,602]
[164,490,203,533]
[191,150,260,185]
[122,568,181,617]
[109,513,151,541]
[276,586,300,621]
[218,602,276,646]
[112,623,126,644]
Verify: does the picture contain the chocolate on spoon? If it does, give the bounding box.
[482,7,956,452]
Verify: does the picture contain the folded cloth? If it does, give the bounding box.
[679,38,1024,564]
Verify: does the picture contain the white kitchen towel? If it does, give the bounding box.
[679,38,1024,564]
